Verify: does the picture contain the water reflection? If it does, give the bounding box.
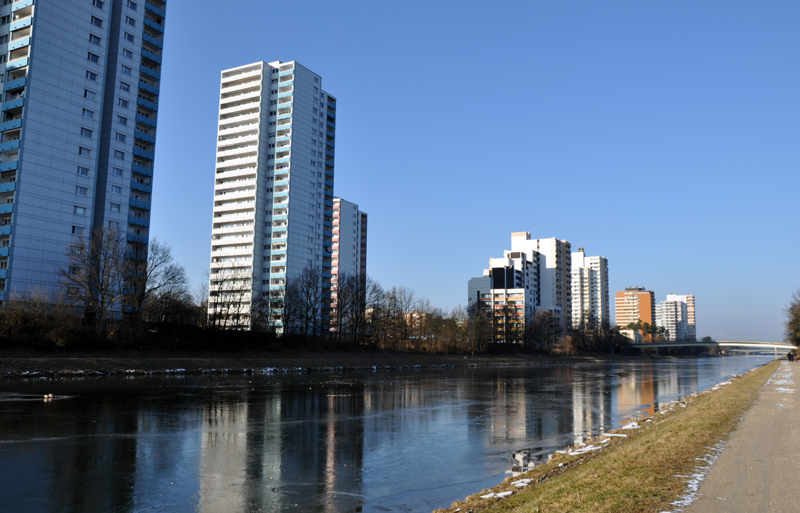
[0,356,771,512]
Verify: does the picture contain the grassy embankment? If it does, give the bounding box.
[436,359,779,513]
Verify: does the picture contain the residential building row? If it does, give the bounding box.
[467,231,610,342]
[614,287,696,341]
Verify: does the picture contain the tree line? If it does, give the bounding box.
[0,227,632,354]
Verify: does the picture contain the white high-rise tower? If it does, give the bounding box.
[209,60,335,330]
[571,248,609,328]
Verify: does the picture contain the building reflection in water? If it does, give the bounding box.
[0,357,764,513]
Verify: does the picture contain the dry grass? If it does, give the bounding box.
[436,360,778,513]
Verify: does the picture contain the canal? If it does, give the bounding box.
[0,356,772,512]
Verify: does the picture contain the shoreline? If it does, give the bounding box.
[434,360,778,513]
[0,350,656,379]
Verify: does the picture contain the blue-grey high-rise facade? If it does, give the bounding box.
[0,0,166,299]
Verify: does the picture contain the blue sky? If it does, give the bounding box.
[151,1,800,341]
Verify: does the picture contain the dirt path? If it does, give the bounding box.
[686,361,800,513]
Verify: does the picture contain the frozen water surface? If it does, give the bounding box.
[0,356,772,512]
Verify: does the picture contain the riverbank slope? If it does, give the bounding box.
[435,359,779,513]
[0,349,648,377]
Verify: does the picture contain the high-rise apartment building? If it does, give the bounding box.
[467,250,539,342]
[571,248,609,328]
[330,197,366,325]
[666,293,696,340]
[209,60,335,330]
[615,287,655,327]
[331,197,366,285]
[656,299,688,341]
[510,232,571,328]
[0,0,166,300]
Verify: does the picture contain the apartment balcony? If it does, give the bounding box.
[131,181,152,194]
[11,0,34,12]
[0,140,20,153]
[145,2,166,18]
[9,16,31,31]
[278,79,293,87]
[213,202,254,214]
[127,233,148,244]
[137,96,158,112]
[133,147,155,160]
[278,70,294,77]
[212,211,254,223]
[222,68,262,84]
[2,98,24,111]
[220,112,260,127]
[142,48,162,65]
[3,77,25,93]
[140,64,161,80]
[215,189,256,201]
[220,89,261,106]
[0,118,21,134]
[219,102,259,117]
[136,113,157,128]
[210,246,254,256]
[0,204,13,215]
[215,167,257,180]
[215,177,256,191]
[276,113,292,121]
[132,163,154,177]
[273,179,289,187]
[134,130,156,144]
[212,225,254,236]
[276,120,291,129]
[143,32,163,49]
[218,124,259,139]
[216,155,258,170]
[8,36,29,52]
[216,145,258,159]
[129,198,151,210]
[144,16,164,33]
[128,216,150,228]
[326,129,335,138]
[274,157,290,164]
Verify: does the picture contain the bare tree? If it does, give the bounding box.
[60,226,127,337]
[125,239,190,323]
[786,289,800,345]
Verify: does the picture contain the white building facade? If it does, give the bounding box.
[655,300,688,341]
[666,293,696,340]
[570,248,609,328]
[0,0,166,301]
[510,232,571,329]
[209,60,335,329]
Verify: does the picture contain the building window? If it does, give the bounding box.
[115,133,126,142]
[75,186,88,196]
[113,167,123,176]
[89,34,101,45]
[82,109,94,119]
[84,89,96,100]
[117,116,127,125]
[72,226,85,235]
[121,65,132,75]
[92,0,104,9]
[127,0,137,10]
[91,16,103,28]
[81,127,92,138]
[77,166,89,176]
[122,48,133,59]
[111,185,122,194]
[87,52,99,63]
[78,147,90,157]
[0,16,7,26]
[118,98,129,108]
[124,32,134,43]
[110,203,120,212]
[73,206,85,216]
[125,16,135,26]
[119,82,130,92]
[86,71,98,81]
[114,150,125,160]
[108,221,119,229]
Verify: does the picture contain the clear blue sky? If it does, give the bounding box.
[151,1,800,341]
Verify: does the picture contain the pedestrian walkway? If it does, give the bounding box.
[685,360,800,513]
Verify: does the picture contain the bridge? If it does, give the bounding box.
[630,340,797,357]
